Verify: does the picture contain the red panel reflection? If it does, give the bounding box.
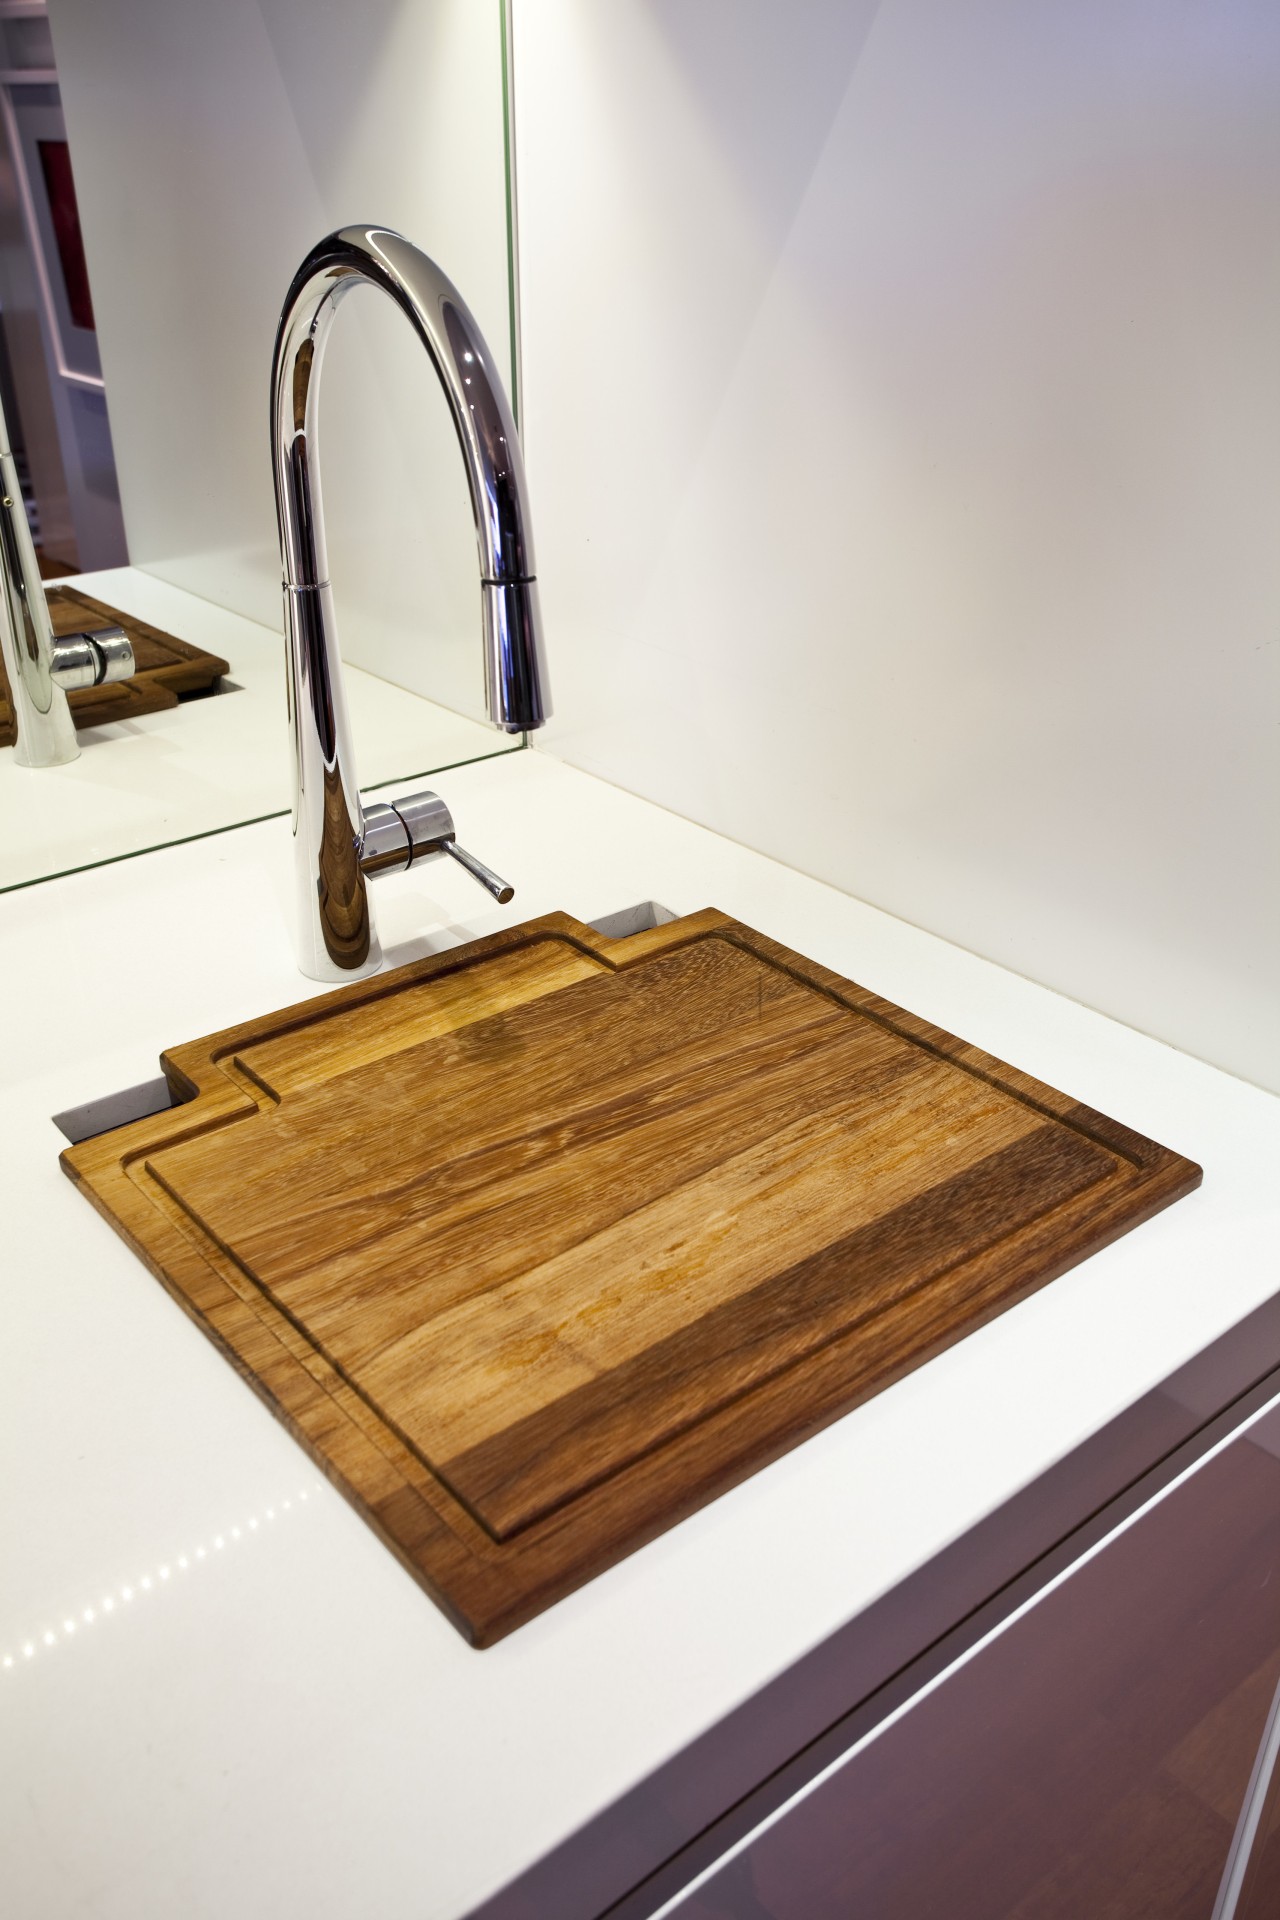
[37,139,95,333]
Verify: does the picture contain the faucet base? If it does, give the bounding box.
[295,947,384,986]
[13,729,79,770]
[291,845,384,984]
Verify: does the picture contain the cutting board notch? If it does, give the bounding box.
[61,911,1201,1644]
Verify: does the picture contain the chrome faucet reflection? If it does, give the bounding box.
[270,225,550,981]
[0,390,133,767]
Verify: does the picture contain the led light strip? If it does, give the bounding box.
[2,1480,326,1672]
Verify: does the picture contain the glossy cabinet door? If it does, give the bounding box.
[666,1399,1280,1919]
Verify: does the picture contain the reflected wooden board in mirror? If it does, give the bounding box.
[0,585,229,746]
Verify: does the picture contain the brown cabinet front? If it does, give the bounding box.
[674,1399,1280,1919]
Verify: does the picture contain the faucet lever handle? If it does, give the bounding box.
[358,788,515,905]
[392,787,514,901]
[442,838,515,905]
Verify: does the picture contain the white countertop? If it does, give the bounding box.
[2,742,1277,1919]
[0,567,519,892]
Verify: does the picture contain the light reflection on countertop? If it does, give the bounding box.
[2,1483,323,1678]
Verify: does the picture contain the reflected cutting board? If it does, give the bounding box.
[0,585,229,744]
[61,911,1201,1644]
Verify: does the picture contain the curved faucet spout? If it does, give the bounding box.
[270,225,550,981]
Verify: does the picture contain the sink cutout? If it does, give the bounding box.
[53,1076,181,1145]
[586,900,677,940]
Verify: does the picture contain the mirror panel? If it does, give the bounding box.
[2,0,524,892]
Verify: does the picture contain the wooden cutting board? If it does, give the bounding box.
[0,586,229,744]
[61,911,1201,1645]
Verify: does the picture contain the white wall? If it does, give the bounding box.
[48,0,514,721]
[514,0,1280,1093]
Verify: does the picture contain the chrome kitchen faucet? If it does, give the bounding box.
[270,225,550,981]
[0,388,133,768]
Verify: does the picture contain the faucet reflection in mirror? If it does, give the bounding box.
[270,225,550,982]
[0,388,134,767]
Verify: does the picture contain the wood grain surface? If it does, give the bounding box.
[0,585,228,743]
[60,911,1202,1644]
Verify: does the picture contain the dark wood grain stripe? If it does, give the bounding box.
[443,1124,1116,1540]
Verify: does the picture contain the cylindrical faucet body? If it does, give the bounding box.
[270,226,549,981]
[0,444,78,767]
[0,382,135,768]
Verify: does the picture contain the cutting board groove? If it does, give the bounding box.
[61,911,1201,1644]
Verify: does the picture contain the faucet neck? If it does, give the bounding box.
[269,226,549,981]
[272,224,538,601]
